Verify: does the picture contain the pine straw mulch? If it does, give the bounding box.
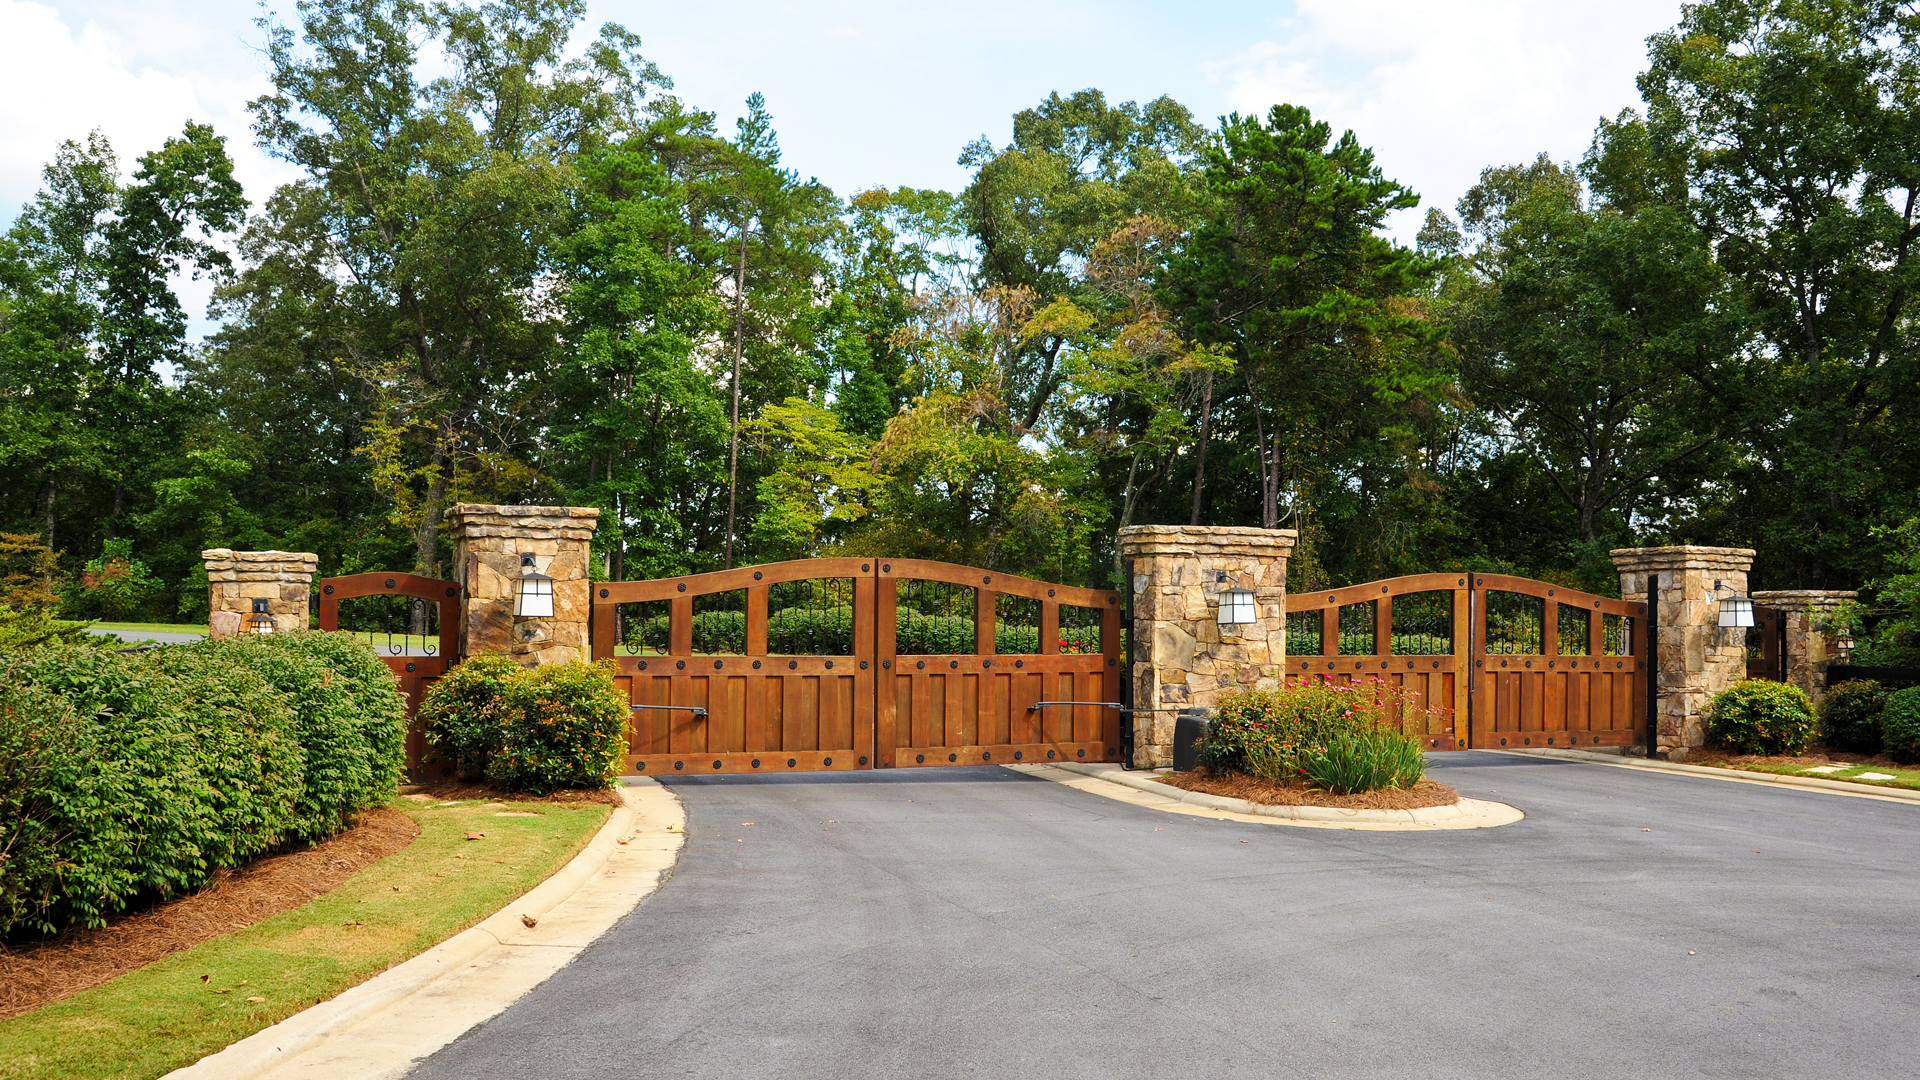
[1156,767,1461,810]
[1678,748,1906,770]
[0,807,420,1021]
[0,779,625,1022]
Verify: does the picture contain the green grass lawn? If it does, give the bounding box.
[85,621,209,636]
[1714,759,1920,792]
[0,796,611,1080]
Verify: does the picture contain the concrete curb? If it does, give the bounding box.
[1022,762,1523,830]
[1496,747,1920,805]
[165,779,685,1080]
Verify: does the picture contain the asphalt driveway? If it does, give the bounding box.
[411,753,1920,1079]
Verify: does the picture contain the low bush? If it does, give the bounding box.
[487,661,631,794]
[1707,679,1816,755]
[1883,687,1920,763]
[1200,677,1431,791]
[0,632,406,937]
[1303,729,1429,794]
[419,653,521,778]
[1818,680,1886,754]
[0,605,109,653]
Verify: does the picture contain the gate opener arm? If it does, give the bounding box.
[1026,701,1189,715]
[630,703,709,718]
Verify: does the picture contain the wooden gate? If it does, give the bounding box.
[317,572,460,780]
[591,560,1122,775]
[1285,573,1647,750]
[1747,605,1785,681]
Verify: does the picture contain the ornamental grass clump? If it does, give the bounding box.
[1199,677,1433,792]
[1707,678,1816,755]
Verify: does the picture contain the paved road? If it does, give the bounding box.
[413,753,1920,1080]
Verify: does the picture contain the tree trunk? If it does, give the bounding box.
[42,478,56,592]
[1189,370,1214,526]
[724,223,750,570]
[411,411,462,636]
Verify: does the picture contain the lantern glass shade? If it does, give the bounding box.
[1219,587,1257,627]
[516,571,555,619]
[247,597,276,635]
[1717,594,1755,628]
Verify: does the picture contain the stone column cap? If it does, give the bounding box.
[200,548,319,563]
[1750,590,1858,607]
[1609,545,1755,572]
[449,503,601,521]
[1118,525,1298,558]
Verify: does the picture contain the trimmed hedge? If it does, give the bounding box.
[1884,687,1920,763]
[1818,680,1886,754]
[0,632,406,937]
[1707,679,1816,755]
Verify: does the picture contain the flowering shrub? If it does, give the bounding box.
[1707,679,1815,755]
[487,661,632,794]
[1200,677,1435,790]
[71,538,160,621]
[419,654,521,778]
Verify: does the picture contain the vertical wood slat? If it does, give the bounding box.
[1455,586,1473,748]
[1543,599,1560,658]
[1039,602,1059,744]
[944,672,963,748]
[1322,604,1339,657]
[1589,602,1606,657]
[852,573,877,764]
[1101,597,1122,751]
[1375,595,1393,659]
[976,588,997,655]
[873,574,897,763]
[1545,668,1565,731]
[912,674,932,748]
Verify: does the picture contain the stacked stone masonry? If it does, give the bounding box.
[203,549,318,639]
[1750,590,1857,706]
[1118,525,1296,767]
[449,504,599,667]
[1612,545,1755,761]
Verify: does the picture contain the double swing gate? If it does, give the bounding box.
[1284,573,1649,751]
[592,560,1125,776]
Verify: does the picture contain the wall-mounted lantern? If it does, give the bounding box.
[1713,579,1754,628]
[1215,571,1257,627]
[247,597,276,635]
[515,552,554,618]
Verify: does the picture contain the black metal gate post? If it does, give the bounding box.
[1645,572,1660,759]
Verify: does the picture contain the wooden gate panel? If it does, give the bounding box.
[1285,574,1470,750]
[1468,575,1646,750]
[596,559,878,776]
[876,560,1121,769]
[318,572,459,782]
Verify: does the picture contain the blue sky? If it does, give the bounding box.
[2,0,1687,328]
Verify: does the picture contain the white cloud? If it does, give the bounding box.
[1206,0,1680,239]
[0,0,294,338]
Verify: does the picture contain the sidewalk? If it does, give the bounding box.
[165,778,685,1080]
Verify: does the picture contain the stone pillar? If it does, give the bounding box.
[1611,545,1756,761]
[1118,525,1296,768]
[202,549,318,639]
[449,504,600,666]
[1750,590,1858,705]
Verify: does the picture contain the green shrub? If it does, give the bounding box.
[1303,729,1429,794]
[1818,680,1886,754]
[0,632,404,937]
[487,661,632,794]
[1200,677,1421,786]
[0,605,108,652]
[1707,679,1816,755]
[1883,687,1920,763]
[420,653,521,778]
